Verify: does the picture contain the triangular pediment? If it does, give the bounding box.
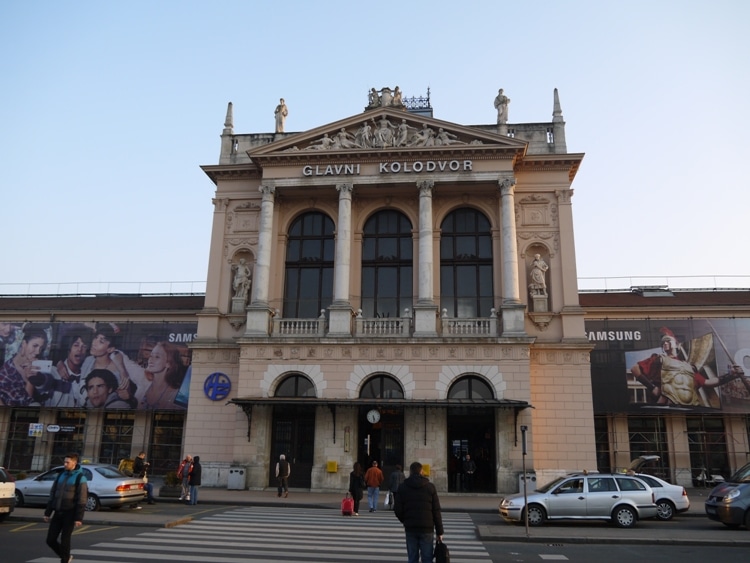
[248,108,527,164]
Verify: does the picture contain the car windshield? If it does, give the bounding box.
[94,465,127,478]
[535,476,567,493]
[727,462,750,483]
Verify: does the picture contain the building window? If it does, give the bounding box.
[440,208,494,317]
[361,210,413,318]
[51,410,87,466]
[99,412,135,466]
[283,212,335,318]
[149,412,185,474]
[275,373,316,397]
[627,416,669,478]
[360,374,404,399]
[687,415,730,483]
[447,376,494,399]
[2,409,39,471]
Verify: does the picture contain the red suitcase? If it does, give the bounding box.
[341,492,354,516]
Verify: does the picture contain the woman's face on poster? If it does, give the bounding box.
[147,344,168,374]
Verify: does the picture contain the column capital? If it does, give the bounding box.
[336,183,354,195]
[259,184,276,197]
[498,176,516,196]
[211,197,230,210]
[417,179,435,195]
[555,188,573,204]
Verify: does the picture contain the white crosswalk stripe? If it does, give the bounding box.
[28,506,493,562]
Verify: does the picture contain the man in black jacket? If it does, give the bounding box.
[394,461,444,563]
[44,453,88,563]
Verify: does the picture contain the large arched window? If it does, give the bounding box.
[448,375,495,400]
[275,373,316,397]
[440,208,493,317]
[283,212,334,318]
[359,374,404,399]
[361,210,413,318]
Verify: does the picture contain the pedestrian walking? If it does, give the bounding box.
[364,460,384,512]
[188,456,202,505]
[44,453,88,563]
[177,455,192,501]
[386,463,405,510]
[348,462,366,515]
[276,454,291,497]
[463,453,477,491]
[394,461,444,563]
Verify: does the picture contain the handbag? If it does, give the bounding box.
[384,491,391,506]
[435,538,450,563]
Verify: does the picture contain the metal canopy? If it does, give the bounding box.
[228,397,530,409]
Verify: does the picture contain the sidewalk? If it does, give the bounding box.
[10,485,749,547]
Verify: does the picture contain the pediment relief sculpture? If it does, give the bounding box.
[298,119,479,151]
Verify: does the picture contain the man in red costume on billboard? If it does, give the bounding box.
[631,327,744,407]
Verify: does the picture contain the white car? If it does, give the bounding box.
[14,463,145,511]
[628,455,690,520]
[0,466,15,522]
[499,472,657,528]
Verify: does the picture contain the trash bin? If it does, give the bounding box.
[228,466,247,490]
[518,472,537,493]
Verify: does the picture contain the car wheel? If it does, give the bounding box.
[85,494,100,512]
[613,505,637,528]
[655,499,675,521]
[14,490,24,507]
[525,504,546,526]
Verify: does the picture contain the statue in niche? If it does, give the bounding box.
[232,258,252,301]
[494,88,510,125]
[528,254,549,297]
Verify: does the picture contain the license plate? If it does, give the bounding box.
[0,507,9,513]
[706,506,716,514]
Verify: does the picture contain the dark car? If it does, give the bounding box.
[705,462,750,528]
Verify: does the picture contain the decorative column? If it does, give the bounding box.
[245,184,276,335]
[413,180,438,337]
[499,177,526,336]
[328,183,354,336]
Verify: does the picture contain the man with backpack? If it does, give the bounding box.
[44,453,87,563]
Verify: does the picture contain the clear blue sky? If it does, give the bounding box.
[2,1,748,292]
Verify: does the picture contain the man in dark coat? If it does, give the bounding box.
[44,453,88,563]
[188,456,202,505]
[394,461,444,563]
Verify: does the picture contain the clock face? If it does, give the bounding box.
[367,409,381,423]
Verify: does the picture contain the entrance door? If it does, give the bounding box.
[358,407,404,487]
[447,408,496,492]
[269,406,315,489]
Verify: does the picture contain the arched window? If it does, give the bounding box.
[275,373,316,397]
[359,374,404,399]
[361,210,413,318]
[440,208,493,318]
[448,375,495,400]
[283,212,335,318]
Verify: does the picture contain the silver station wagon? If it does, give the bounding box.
[499,473,658,528]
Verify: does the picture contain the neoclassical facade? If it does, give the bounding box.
[185,88,595,491]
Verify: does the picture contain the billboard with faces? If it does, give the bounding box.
[0,321,197,410]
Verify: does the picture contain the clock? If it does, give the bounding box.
[366,409,381,423]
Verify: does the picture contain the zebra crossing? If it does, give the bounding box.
[29,506,493,562]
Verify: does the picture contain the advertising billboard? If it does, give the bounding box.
[0,321,197,410]
[587,318,750,414]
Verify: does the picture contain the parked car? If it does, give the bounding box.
[627,455,690,520]
[0,466,15,522]
[14,463,145,511]
[499,472,657,528]
[705,462,750,529]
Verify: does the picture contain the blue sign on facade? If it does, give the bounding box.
[203,372,231,401]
